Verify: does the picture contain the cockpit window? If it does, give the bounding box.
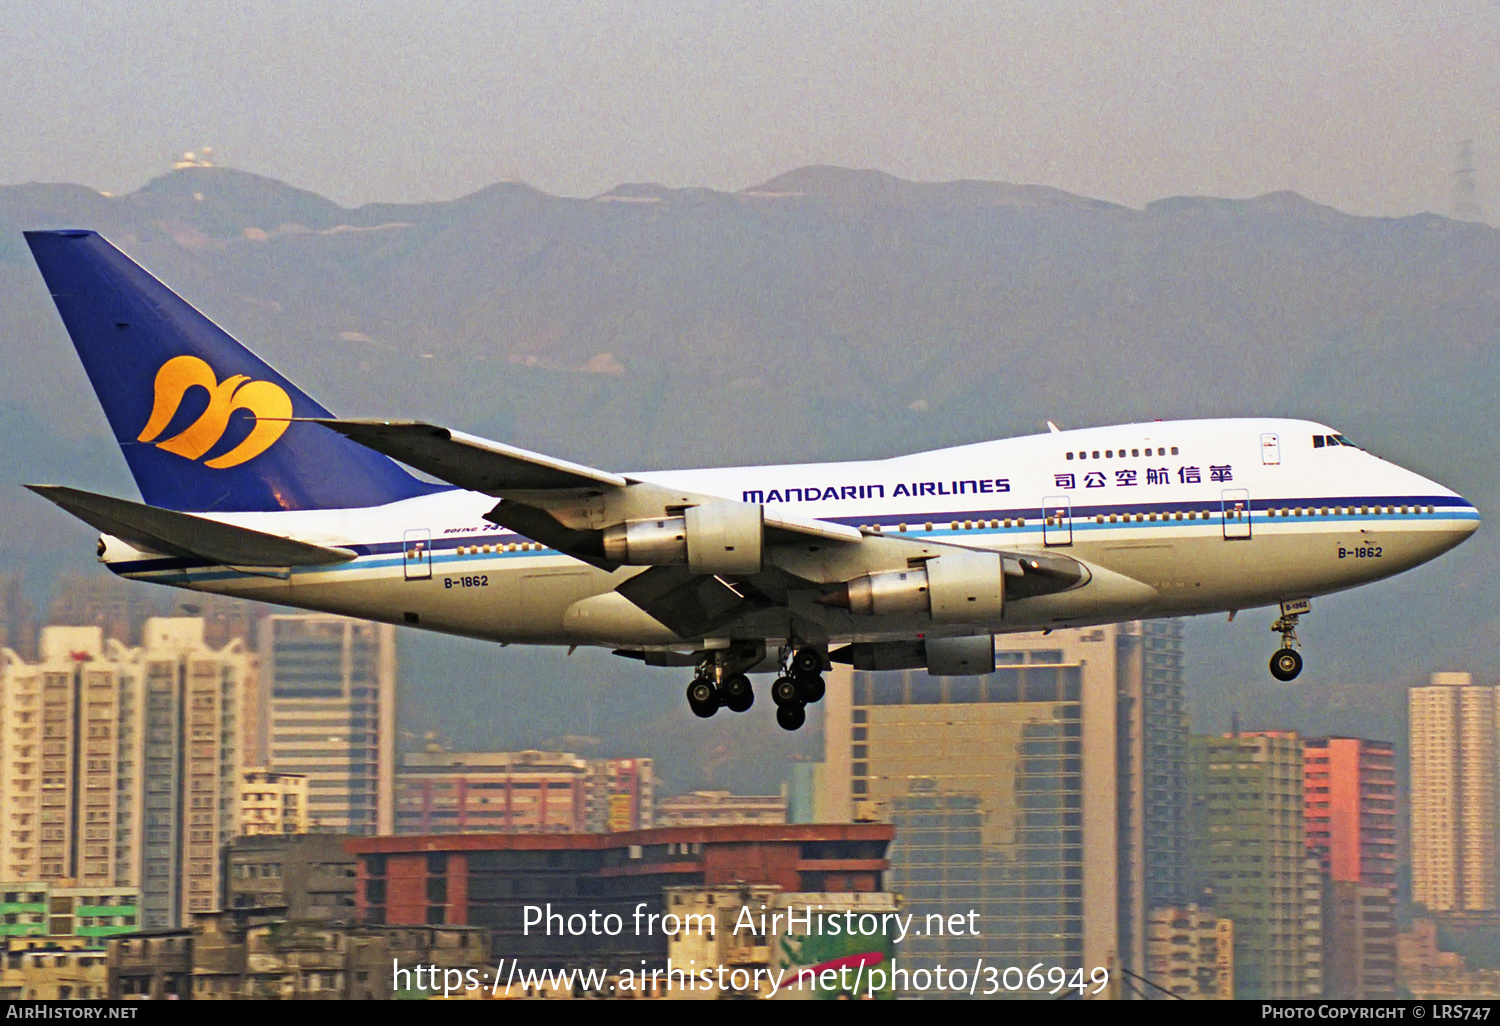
[1314,434,1361,449]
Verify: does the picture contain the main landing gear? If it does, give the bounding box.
[686,657,755,718]
[1269,600,1309,682]
[683,645,826,731]
[771,647,825,732]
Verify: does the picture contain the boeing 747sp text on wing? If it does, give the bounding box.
[22,231,1482,730]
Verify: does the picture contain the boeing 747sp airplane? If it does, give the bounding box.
[22,231,1482,730]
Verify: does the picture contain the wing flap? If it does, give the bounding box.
[27,485,356,567]
[763,508,864,544]
[614,565,751,637]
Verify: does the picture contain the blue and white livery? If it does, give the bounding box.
[23,231,1481,730]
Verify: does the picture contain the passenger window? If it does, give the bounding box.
[1092,451,1100,459]
[1170,447,1179,455]
[1132,448,1139,457]
[1066,452,1074,460]
[1106,450,1113,458]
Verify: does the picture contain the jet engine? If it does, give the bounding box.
[817,549,1006,623]
[602,503,763,575]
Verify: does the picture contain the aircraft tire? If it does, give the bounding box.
[794,672,825,704]
[1270,648,1303,682]
[792,647,823,676]
[687,678,720,717]
[776,702,807,731]
[723,673,754,713]
[771,676,801,707]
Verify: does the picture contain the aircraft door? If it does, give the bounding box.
[1261,433,1281,465]
[403,529,432,580]
[1042,495,1073,547]
[1221,490,1252,540]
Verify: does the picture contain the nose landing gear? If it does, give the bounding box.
[1269,599,1310,681]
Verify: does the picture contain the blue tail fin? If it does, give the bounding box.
[25,230,447,513]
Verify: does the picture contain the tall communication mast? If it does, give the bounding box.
[1452,139,1485,222]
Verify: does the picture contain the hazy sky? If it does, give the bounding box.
[4,2,1498,216]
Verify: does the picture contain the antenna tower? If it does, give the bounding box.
[1453,139,1485,222]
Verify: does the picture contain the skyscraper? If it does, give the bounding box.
[823,620,1184,991]
[1304,737,1397,997]
[262,615,396,836]
[1,626,133,886]
[0,618,252,927]
[133,618,250,927]
[1188,731,1322,998]
[1410,673,1496,913]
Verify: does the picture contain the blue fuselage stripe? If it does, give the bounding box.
[111,495,1478,583]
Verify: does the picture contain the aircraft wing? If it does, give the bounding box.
[27,485,357,568]
[313,418,1086,639]
[312,417,862,545]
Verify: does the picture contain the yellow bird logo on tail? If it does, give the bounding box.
[137,355,292,468]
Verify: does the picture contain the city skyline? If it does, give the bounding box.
[4,601,1499,997]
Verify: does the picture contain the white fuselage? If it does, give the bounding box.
[101,418,1480,655]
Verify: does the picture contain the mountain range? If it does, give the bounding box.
[0,164,1494,793]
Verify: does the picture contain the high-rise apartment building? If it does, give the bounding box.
[133,619,249,927]
[262,615,396,836]
[823,621,1186,990]
[0,627,132,886]
[0,619,252,928]
[240,769,310,836]
[1188,731,1322,998]
[1145,904,1233,999]
[1410,673,1497,913]
[1304,737,1396,997]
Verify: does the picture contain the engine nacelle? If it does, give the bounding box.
[684,502,762,575]
[601,503,763,576]
[822,549,1005,623]
[832,635,997,676]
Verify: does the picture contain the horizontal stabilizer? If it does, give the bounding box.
[310,419,627,494]
[27,485,357,567]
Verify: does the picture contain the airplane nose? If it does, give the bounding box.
[1442,494,1481,542]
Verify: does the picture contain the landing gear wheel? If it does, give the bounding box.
[794,673,825,704]
[686,678,720,717]
[771,676,801,707]
[1270,648,1303,682]
[1269,604,1308,682]
[791,647,824,676]
[776,702,807,731]
[722,673,754,713]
